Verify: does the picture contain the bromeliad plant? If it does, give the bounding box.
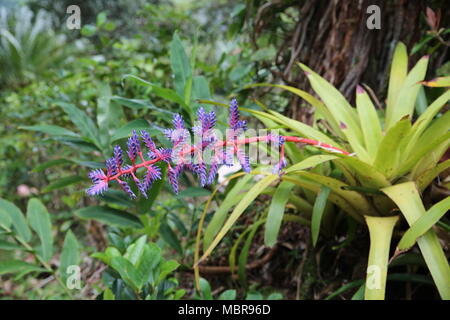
[87,42,450,300]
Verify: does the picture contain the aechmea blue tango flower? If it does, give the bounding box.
[86,99,293,199]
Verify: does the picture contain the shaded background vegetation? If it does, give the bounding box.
[0,0,448,300]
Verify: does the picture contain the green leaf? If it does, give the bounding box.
[177,187,211,198]
[27,198,53,261]
[137,163,167,214]
[159,222,182,254]
[382,182,450,299]
[264,181,295,247]
[59,230,80,284]
[0,198,31,241]
[54,101,100,147]
[200,174,278,264]
[311,186,331,246]
[387,56,428,129]
[0,260,46,275]
[20,125,80,138]
[42,175,84,193]
[103,288,115,300]
[355,86,383,159]
[219,290,237,300]
[199,278,212,300]
[157,260,179,285]
[74,206,143,229]
[203,174,253,250]
[111,96,174,115]
[124,235,147,266]
[285,155,338,173]
[111,119,159,142]
[32,159,72,172]
[122,75,190,112]
[0,209,12,229]
[398,197,450,250]
[386,42,408,124]
[0,239,21,250]
[110,256,141,291]
[136,243,161,287]
[170,32,192,97]
[299,63,368,161]
[373,117,411,178]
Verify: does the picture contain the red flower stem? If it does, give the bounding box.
[105,136,349,183]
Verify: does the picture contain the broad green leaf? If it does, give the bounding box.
[282,175,363,223]
[373,117,411,178]
[387,56,428,129]
[122,74,190,113]
[159,222,182,254]
[111,119,159,142]
[416,159,450,191]
[54,101,100,147]
[42,175,84,193]
[59,230,80,284]
[199,278,212,300]
[285,155,338,173]
[404,91,450,157]
[0,239,21,250]
[200,174,278,263]
[111,96,175,115]
[334,156,391,189]
[0,260,45,275]
[103,288,115,300]
[386,42,408,123]
[311,186,331,246]
[136,243,161,286]
[177,187,211,198]
[264,181,295,247]
[0,208,12,229]
[400,131,450,177]
[157,260,179,285]
[32,159,72,172]
[289,171,376,216]
[27,198,53,261]
[75,206,143,229]
[97,84,117,149]
[299,63,367,161]
[170,32,192,97]
[137,163,167,214]
[269,110,343,148]
[219,290,237,300]
[355,86,382,159]
[203,174,253,250]
[421,76,450,87]
[191,76,211,102]
[110,256,141,291]
[124,235,147,266]
[20,125,80,138]
[246,83,343,138]
[0,198,31,241]
[398,197,450,250]
[382,182,450,299]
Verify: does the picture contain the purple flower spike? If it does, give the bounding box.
[168,165,181,194]
[236,148,251,173]
[173,113,185,129]
[114,145,123,170]
[229,98,240,130]
[105,158,118,176]
[118,180,136,199]
[141,130,156,152]
[127,130,141,161]
[87,169,108,195]
[207,162,220,185]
